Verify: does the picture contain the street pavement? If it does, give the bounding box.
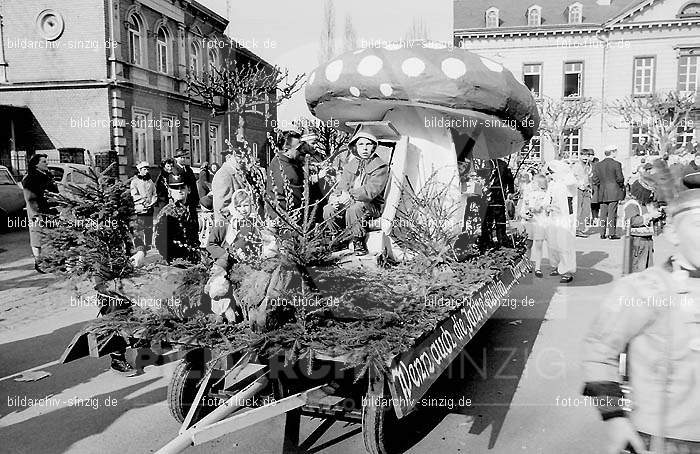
[0,227,673,454]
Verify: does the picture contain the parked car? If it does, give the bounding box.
[48,163,98,194]
[0,165,26,231]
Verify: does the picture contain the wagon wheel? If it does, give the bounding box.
[361,371,400,454]
[167,356,218,424]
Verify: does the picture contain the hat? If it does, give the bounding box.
[174,149,189,158]
[135,161,149,170]
[349,131,378,146]
[167,172,187,188]
[669,188,700,217]
[604,144,618,153]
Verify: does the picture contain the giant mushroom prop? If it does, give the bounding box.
[305,44,540,250]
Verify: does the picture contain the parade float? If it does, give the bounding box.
[57,44,538,454]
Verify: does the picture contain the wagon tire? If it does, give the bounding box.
[361,382,399,454]
[167,358,216,424]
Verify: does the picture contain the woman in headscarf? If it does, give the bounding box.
[197,161,212,198]
[154,158,175,218]
[22,153,59,273]
[622,163,664,272]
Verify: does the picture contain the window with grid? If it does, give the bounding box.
[563,128,581,159]
[564,62,583,97]
[528,6,542,26]
[486,8,499,27]
[633,57,655,95]
[132,111,152,163]
[676,123,695,149]
[208,49,218,74]
[631,125,655,155]
[191,122,202,164]
[569,3,582,24]
[678,55,699,92]
[128,17,142,65]
[190,42,201,76]
[209,124,220,162]
[161,115,176,158]
[523,64,542,98]
[157,28,169,74]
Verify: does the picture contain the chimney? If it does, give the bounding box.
[597,0,612,5]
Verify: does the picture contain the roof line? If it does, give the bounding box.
[603,0,659,27]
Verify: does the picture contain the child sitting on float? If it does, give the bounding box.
[205,189,279,323]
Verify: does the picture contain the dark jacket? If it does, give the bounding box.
[153,200,200,264]
[21,169,58,219]
[197,169,212,198]
[175,163,199,209]
[155,170,171,208]
[591,157,625,202]
[483,159,515,205]
[206,221,258,270]
[266,153,304,219]
[335,153,389,206]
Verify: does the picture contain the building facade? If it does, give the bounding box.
[454,0,700,168]
[0,0,275,177]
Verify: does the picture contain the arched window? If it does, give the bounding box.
[156,28,170,74]
[569,3,583,23]
[486,7,499,28]
[190,41,201,76]
[679,2,700,17]
[208,48,218,74]
[127,15,143,65]
[528,5,542,26]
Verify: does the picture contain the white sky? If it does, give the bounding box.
[200,0,453,122]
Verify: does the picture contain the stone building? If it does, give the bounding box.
[0,0,276,176]
[454,0,700,167]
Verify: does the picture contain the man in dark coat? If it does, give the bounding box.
[478,158,515,248]
[266,131,304,224]
[22,153,59,273]
[323,131,389,255]
[153,172,200,264]
[591,145,626,239]
[173,149,199,220]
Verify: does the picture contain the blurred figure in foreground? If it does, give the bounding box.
[582,173,700,453]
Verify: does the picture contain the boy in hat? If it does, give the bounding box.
[323,131,389,255]
[582,173,700,453]
[153,172,200,264]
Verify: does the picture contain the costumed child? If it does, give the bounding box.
[519,174,550,278]
[205,189,261,322]
[622,163,665,273]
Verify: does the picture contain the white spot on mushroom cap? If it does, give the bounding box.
[325,60,343,82]
[349,86,360,96]
[480,57,503,72]
[308,71,316,85]
[353,49,366,55]
[357,55,383,77]
[401,57,425,77]
[379,83,393,96]
[384,43,403,51]
[442,58,466,79]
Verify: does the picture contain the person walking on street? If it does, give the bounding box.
[130,161,157,249]
[582,174,700,453]
[545,160,577,283]
[22,153,59,273]
[573,149,594,237]
[592,145,626,239]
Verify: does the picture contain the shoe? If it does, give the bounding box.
[608,235,621,240]
[34,259,46,274]
[559,274,573,283]
[600,234,607,239]
[550,270,560,276]
[352,237,368,256]
[110,356,139,377]
[534,270,543,278]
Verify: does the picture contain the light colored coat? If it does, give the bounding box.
[130,176,156,213]
[211,163,247,221]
